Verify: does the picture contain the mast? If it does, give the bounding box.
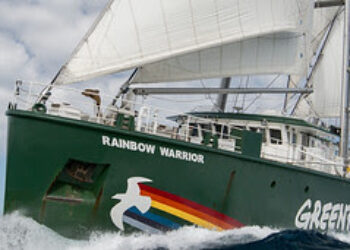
[111,68,139,106]
[340,0,350,164]
[283,75,291,114]
[216,77,231,112]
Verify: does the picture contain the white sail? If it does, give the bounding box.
[54,0,313,85]
[311,5,340,58]
[131,34,307,83]
[295,7,344,118]
[291,6,342,118]
[311,10,344,118]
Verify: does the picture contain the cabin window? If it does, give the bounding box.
[214,124,222,136]
[223,125,229,139]
[200,123,211,137]
[287,131,291,144]
[214,124,229,139]
[270,129,282,144]
[302,133,310,147]
[189,123,199,137]
[310,137,315,147]
[292,132,297,144]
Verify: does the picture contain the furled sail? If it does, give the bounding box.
[53,0,313,85]
[293,6,343,118]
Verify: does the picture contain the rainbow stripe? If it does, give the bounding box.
[122,184,243,232]
[123,207,180,233]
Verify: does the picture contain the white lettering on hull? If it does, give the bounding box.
[295,199,350,231]
[102,136,155,154]
[102,135,205,164]
[159,147,204,164]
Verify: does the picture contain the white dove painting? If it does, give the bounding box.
[110,177,152,231]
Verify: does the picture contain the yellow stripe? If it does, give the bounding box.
[151,200,223,231]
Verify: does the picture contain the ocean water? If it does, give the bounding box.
[1,213,350,250]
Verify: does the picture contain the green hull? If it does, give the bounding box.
[5,109,350,237]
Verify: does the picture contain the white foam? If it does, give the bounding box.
[0,212,77,250]
[0,212,279,250]
[329,231,350,244]
[73,226,279,250]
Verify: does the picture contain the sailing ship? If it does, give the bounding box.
[4,0,350,238]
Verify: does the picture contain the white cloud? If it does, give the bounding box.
[0,32,39,84]
[0,0,108,83]
[0,34,29,73]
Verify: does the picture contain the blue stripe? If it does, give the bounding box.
[125,210,170,231]
[123,215,161,234]
[129,207,180,229]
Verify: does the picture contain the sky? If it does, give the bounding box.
[0,0,111,214]
[0,0,292,214]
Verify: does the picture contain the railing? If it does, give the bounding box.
[10,81,346,177]
[11,81,241,151]
[261,137,344,176]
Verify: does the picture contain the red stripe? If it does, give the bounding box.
[141,190,234,229]
[139,184,243,228]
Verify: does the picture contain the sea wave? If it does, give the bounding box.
[1,213,350,250]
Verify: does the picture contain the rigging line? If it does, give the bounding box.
[305,96,320,117]
[287,82,320,117]
[284,93,298,110]
[53,0,119,85]
[310,7,343,59]
[200,79,218,110]
[309,7,345,88]
[282,75,291,114]
[291,7,343,115]
[243,75,281,112]
[296,92,321,118]
[232,77,243,109]
[311,13,338,45]
[282,76,300,112]
[37,0,119,104]
[242,76,249,109]
[111,67,139,106]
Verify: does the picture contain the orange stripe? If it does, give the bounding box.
[140,184,243,227]
[141,190,234,229]
[151,200,222,231]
